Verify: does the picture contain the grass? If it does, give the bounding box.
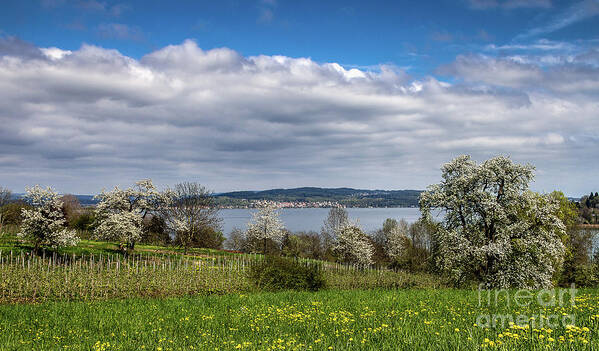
[0,288,598,350]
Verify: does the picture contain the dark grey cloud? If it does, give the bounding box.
[0,36,45,59]
[0,39,597,196]
[439,52,599,95]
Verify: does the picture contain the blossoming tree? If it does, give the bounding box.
[246,204,284,254]
[94,179,168,252]
[334,223,374,266]
[160,182,222,254]
[385,220,410,262]
[321,206,349,253]
[18,185,79,251]
[420,155,566,288]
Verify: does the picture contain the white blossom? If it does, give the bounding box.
[321,206,349,250]
[94,179,168,249]
[420,155,566,288]
[246,204,284,253]
[333,222,374,266]
[18,185,79,249]
[94,211,143,245]
[385,221,410,261]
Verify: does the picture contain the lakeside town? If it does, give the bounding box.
[218,199,342,209]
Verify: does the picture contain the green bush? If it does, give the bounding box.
[249,255,325,291]
[69,210,96,231]
[0,201,31,225]
[141,215,171,246]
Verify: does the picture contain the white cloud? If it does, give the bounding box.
[516,0,599,39]
[0,39,598,196]
[485,39,577,52]
[41,47,73,60]
[439,54,543,88]
[438,133,564,150]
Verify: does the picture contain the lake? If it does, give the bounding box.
[219,207,430,236]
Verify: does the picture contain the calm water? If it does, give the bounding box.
[220,207,429,236]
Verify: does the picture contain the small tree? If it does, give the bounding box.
[0,186,11,207]
[246,204,284,254]
[552,191,591,286]
[0,201,30,226]
[282,231,323,259]
[321,206,349,254]
[226,227,248,252]
[333,223,374,266]
[408,218,434,253]
[420,155,566,288]
[60,194,82,226]
[0,186,11,233]
[385,219,410,261]
[161,182,222,253]
[17,186,79,251]
[141,215,171,245]
[94,179,167,252]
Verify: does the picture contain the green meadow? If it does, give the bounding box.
[1,289,598,350]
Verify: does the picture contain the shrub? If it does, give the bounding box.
[69,210,96,231]
[0,201,31,225]
[249,255,325,291]
[281,231,323,259]
[188,227,225,250]
[141,215,171,246]
[225,227,247,252]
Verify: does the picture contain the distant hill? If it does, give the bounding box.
[12,193,99,206]
[215,187,423,207]
[10,187,424,208]
[70,195,99,206]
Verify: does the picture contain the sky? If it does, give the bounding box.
[0,0,598,196]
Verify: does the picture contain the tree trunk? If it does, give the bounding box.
[125,241,135,256]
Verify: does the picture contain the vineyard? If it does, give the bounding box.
[0,249,439,303]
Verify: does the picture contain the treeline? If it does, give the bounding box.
[0,182,226,253]
[579,192,599,224]
[225,206,434,273]
[3,155,599,290]
[228,157,599,290]
[0,191,172,247]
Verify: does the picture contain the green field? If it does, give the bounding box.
[0,289,597,350]
[1,234,597,350]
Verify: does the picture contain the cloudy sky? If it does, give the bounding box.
[0,0,598,196]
